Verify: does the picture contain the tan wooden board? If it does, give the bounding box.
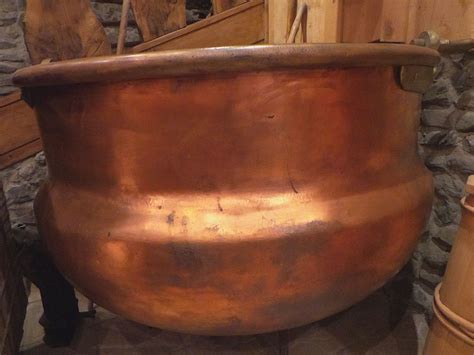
[0,92,41,169]
[342,0,474,43]
[0,139,43,170]
[131,0,186,42]
[133,0,265,53]
[267,0,298,44]
[412,0,474,41]
[301,0,342,43]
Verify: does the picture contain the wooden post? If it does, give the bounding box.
[117,0,131,55]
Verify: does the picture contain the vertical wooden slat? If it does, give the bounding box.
[303,0,342,43]
[131,0,186,42]
[341,0,411,43]
[406,0,421,43]
[341,0,384,43]
[212,0,249,14]
[267,0,298,43]
[379,0,412,42]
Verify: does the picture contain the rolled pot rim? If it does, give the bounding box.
[13,43,440,88]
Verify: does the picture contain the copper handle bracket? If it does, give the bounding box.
[399,65,435,93]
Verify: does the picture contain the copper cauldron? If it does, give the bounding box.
[13,44,439,335]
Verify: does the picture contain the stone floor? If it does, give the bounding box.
[20,284,429,355]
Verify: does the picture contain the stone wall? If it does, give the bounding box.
[0,0,29,95]
[0,0,473,317]
[1,152,47,244]
[413,50,474,313]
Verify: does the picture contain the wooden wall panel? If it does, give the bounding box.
[0,92,41,170]
[413,0,474,41]
[303,0,342,43]
[267,0,298,43]
[342,0,474,43]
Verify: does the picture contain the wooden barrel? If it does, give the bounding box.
[424,176,474,354]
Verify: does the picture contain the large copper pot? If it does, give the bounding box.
[14,44,439,335]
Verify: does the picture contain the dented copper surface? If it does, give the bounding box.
[13,44,439,335]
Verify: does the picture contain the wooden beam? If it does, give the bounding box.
[212,0,248,13]
[133,0,265,53]
[0,92,41,169]
[131,0,186,42]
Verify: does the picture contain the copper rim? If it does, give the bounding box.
[13,44,440,87]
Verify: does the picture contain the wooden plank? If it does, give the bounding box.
[412,0,474,41]
[342,0,474,44]
[24,0,111,64]
[212,0,248,13]
[302,0,342,43]
[0,91,21,108]
[0,140,43,170]
[342,0,413,43]
[133,0,265,53]
[379,0,412,42]
[267,0,298,43]
[131,0,186,42]
[341,0,384,43]
[0,92,41,169]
